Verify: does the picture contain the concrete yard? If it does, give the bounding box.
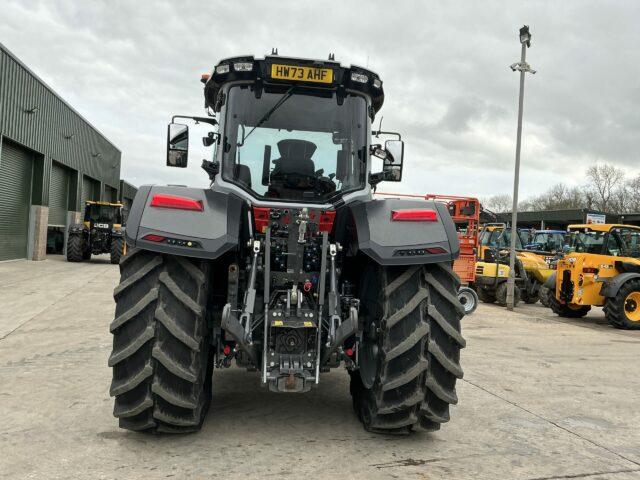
[1,256,639,480]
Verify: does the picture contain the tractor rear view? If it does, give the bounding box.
[108,53,466,434]
[67,201,125,264]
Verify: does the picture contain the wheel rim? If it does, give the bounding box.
[458,289,476,314]
[624,291,640,322]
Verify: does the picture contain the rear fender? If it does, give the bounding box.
[348,198,459,266]
[600,273,640,298]
[125,185,243,260]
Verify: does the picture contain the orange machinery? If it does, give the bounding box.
[376,192,481,314]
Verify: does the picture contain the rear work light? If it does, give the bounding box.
[391,209,438,222]
[150,194,203,212]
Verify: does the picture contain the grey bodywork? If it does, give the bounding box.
[349,198,459,265]
[124,186,460,265]
[125,185,243,260]
[599,272,640,297]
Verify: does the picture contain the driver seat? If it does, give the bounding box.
[271,139,316,177]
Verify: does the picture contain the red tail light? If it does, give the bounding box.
[143,234,166,242]
[582,267,599,274]
[150,194,203,212]
[391,209,438,222]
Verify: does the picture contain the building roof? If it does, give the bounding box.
[0,42,120,153]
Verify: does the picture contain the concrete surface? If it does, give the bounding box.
[1,255,639,480]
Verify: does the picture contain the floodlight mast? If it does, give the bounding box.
[506,25,536,311]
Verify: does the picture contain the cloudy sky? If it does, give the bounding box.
[2,1,639,199]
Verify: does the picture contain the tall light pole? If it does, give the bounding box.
[506,25,536,310]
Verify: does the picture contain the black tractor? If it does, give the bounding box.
[109,54,465,434]
[67,201,125,264]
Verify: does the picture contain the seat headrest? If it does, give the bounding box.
[277,139,317,161]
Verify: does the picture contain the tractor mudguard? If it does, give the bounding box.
[348,198,459,266]
[544,272,556,289]
[124,185,243,260]
[599,272,640,298]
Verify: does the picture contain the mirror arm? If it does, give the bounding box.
[371,130,402,140]
[171,115,219,126]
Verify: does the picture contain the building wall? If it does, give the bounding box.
[0,43,122,260]
[0,43,121,210]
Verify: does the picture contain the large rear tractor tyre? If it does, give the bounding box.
[495,282,520,307]
[548,294,591,318]
[351,263,465,434]
[109,248,213,433]
[66,234,84,262]
[110,236,124,264]
[604,280,640,330]
[457,286,478,315]
[477,287,496,304]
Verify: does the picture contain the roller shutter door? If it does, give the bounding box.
[81,175,99,206]
[49,162,70,227]
[0,141,33,260]
[105,185,118,203]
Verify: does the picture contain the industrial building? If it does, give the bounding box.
[0,43,136,261]
[495,208,640,229]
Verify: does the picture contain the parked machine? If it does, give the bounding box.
[67,201,125,264]
[525,229,567,253]
[475,224,552,305]
[108,54,466,434]
[545,223,640,329]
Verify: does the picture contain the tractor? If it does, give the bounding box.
[108,54,466,434]
[545,224,640,329]
[67,201,125,264]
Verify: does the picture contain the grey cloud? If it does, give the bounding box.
[1,0,639,199]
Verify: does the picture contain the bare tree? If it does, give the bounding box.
[519,183,587,211]
[481,194,512,213]
[627,175,640,212]
[586,164,626,212]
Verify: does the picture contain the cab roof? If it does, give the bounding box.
[568,223,640,232]
[202,54,385,115]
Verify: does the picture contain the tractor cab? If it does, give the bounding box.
[83,201,123,230]
[166,55,404,205]
[525,230,567,253]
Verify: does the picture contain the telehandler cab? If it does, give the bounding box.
[545,224,640,329]
[67,201,125,264]
[108,54,466,434]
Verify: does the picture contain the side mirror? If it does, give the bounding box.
[383,139,404,181]
[167,123,189,167]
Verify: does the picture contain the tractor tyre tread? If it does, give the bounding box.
[111,237,124,264]
[476,287,496,304]
[109,248,212,433]
[604,279,640,330]
[351,263,465,434]
[548,293,591,318]
[66,233,84,262]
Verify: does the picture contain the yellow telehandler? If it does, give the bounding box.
[545,224,640,329]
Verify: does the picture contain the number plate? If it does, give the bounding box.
[270,64,333,84]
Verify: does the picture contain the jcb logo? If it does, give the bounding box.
[94,223,109,229]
